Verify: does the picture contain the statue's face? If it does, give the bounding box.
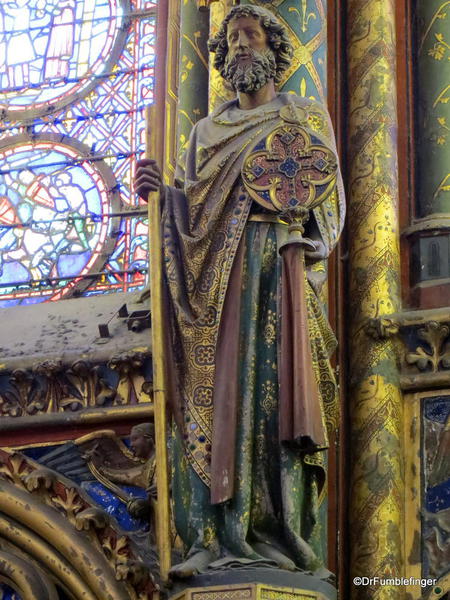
[223,16,277,93]
[130,430,154,459]
[226,16,269,58]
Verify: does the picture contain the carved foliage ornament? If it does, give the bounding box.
[365,316,450,380]
[0,351,152,418]
[406,322,450,373]
[0,449,157,599]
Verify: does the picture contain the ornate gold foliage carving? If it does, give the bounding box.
[174,584,327,600]
[405,321,450,372]
[0,453,30,488]
[0,448,157,599]
[24,467,58,492]
[0,350,152,418]
[52,488,85,524]
[260,590,318,599]
[75,507,110,532]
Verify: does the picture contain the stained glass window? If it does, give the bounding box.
[0,0,157,307]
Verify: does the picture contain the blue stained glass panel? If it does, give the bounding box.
[0,0,125,115]
[0,0,156,304]
[0,142,112,301]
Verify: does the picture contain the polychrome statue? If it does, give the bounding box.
[136,4,345,579]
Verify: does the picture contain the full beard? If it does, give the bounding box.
[222,48,277,93]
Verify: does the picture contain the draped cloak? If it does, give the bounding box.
[161,93,345,514]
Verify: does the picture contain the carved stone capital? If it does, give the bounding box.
[365,317,400,340]
[367,308,450,391]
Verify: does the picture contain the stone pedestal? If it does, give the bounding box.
[170,582,329,599]
[168,568,336,600]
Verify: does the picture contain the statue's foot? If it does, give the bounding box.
[169,549,213,579]
[253,542,296,571]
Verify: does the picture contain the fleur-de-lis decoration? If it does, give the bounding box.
[405,321,450,372]
[289,1,317,34]
[0,453,29,487]
[52,487,84,523]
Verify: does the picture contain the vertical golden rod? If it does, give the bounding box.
[145,105,171,582]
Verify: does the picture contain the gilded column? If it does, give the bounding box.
[347,1,404,598]
[162,0,180,184]
[176,0,210,160]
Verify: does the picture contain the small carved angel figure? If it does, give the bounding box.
[77,423,156,525]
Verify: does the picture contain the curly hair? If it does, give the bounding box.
[208,6,293,85]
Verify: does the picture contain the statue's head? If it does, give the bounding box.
[130,422,155,459]
[208,6,293,92]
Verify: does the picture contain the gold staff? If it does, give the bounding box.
[145,105,171,582]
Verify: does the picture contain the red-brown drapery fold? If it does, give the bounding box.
[279,243,327,451]
[210,239,245,505]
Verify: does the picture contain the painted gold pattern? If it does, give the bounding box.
[346,0,404,598]
[192,591,252,599]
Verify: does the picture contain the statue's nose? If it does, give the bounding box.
[237,31,250,47]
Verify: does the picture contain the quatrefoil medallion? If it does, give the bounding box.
[241,124,338,213]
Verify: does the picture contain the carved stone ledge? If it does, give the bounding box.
[0,350,152,419]
[366,307,450,391]
[0,404,154,433]
[0,291,154,420]
[169,570,336,600]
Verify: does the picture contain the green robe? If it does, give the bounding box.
[162,93,345,569]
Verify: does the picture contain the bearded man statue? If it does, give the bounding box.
[136,4,345,580]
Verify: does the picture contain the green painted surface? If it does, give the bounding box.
[176,0,210,162]
[415,1,450,216]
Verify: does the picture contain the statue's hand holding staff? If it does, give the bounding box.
[135,159,164,201]
[304,239,327,264]
[135,158,327,264]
